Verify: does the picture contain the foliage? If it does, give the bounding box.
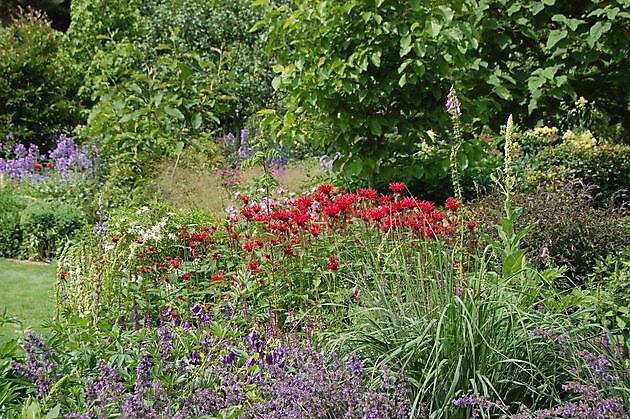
[83,41,227,203]
[0,188,24,258]
[257,0,484,185]
[258,0,629,185]
[0,8,81,147]
[576,250,630,339]
[138,0,277,127]
[469,0,630,129]
[472,184,629,283]
[453,332,629,418]
[519,125,630,200]
[64,0,141,88]
[19,199,84,260]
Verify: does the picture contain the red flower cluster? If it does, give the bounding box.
[125,183,478,318]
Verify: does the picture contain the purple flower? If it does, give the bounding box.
[446,86,462,117]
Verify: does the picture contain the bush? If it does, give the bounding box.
[259,0,630,185]
[19,199,84,260]
[519,126,630,200]
[139,0,276,126]
[0,8,81,147]
[472,184,629,283]
[0,187,24,258]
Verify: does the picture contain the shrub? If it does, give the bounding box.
[19,199,84,260]
[0,8,81,147]
[139,0,276,126]
[0,187,23,258]
[519,126,630,200]
[259,0,630,185]
[471,184,629,283]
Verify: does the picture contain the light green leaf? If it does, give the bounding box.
[398,73,407,87]
[587,21,611,47]
[429,20,443,37]
[370,51,381,67]
[192,113,202,130]
[271,75,282,90]
[546,29,567,49]
[400,34,412,56]
[164,106,185,120]
[438,6,454,24]
[493,84,511,100]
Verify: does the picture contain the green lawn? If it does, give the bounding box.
[0,258,56,342]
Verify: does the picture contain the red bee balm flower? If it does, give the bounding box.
[445,197,460,212]
[47,162,54,169]
[327,255,339,271]
[466,220,477,231]
[318,184,334,194]
[389,182,405,194]
[33,163,43,170]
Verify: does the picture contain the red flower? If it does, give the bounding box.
[111,234,120,244]
[327,255,339,271]
[323,203,341,217]
[357,188,378,200]
[248,259,260,271]
[243,242,255,252]
[211,273,224,282]
[47,162,54,169]
[60,271,68,280]
[170,256,182,269]
[33,163,43,170]
[389,182,405,194]
[445,197,460,212]
[309,224,321,237]
[182,272,191,281]
[282,245,294,256]
[240,195,250,205]
[318,183,334,194]
[466,220,477,231]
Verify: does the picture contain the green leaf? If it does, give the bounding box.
[369,119,382,136]
[271,74,282,90]
[192,113,202,130]
[587,21,611,47]
[492,84,511,100]
[398,73,407,87]
[370,51,381,68]
[429,20,443,37]
[546,29,567,49]
[400,34,412,57]
[44,405,61,419]
[164,106,185,120]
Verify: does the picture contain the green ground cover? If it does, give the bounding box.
[0,259,56,342]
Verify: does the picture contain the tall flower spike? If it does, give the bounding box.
[446,85,462,117]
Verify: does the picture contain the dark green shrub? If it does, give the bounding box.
[0,188,24,257]
[0,8,81,147]
[19,198,84,260]
[472,184,629,283]
[139,0,275,125]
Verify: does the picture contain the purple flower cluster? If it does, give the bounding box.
[251,345,410,418]
[0,142,42,181]
[11,332,57,400]
[0,134,95,182]
[446,86,462,117]
[83,359,124,416]
[48,133,94,179]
